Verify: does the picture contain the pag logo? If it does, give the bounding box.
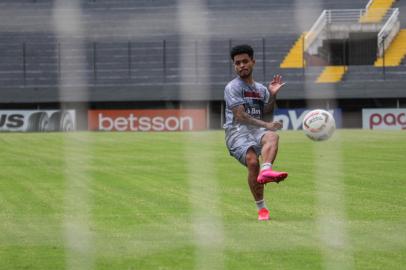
[363,109,406,130]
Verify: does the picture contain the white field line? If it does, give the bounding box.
[53,1,93,269]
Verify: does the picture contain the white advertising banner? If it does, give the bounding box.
[274,109,342,130]
[0,110,76,132]
[362,109,406,130]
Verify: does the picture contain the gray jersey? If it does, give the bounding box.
[223,77,270,129]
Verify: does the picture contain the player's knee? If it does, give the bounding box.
[246,154,259,170]
[263,132,279,145]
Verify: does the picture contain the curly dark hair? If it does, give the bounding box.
[230,44,254,60]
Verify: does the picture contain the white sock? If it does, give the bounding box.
[261,162,272,171]
[255,199,267,210]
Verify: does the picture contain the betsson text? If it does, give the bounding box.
[97,113,194,131]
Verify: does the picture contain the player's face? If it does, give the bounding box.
[233,54,255,79]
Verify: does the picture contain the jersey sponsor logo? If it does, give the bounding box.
[243,89,264,119]
[245,105,262,119]
[243,91,261,99]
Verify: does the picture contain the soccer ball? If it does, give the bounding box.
[302,109,336,141]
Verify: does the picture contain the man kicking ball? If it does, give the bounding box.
[223,44,288,221]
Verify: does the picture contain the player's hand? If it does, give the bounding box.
[265,121,283,131]
[268,74,286,97]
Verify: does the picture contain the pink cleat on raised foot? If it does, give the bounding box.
[257,169,288,184]
[258,208,270,221]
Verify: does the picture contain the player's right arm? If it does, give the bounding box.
[232,105,282,131]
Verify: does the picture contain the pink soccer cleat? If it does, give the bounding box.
[258,208,270,221]
[257,169,288,184]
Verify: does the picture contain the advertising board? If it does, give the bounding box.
[274,109,342,130]
[88,109,207,131]
[0,110,76,132]
[362,109,406,130]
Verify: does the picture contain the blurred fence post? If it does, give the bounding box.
[220,101,224,128]
[206,102,210,129]
[382,35,386,81]
[228,39,232,79]
[23,42,26,86]
[93,42,97,80]
[195,40,198,83]
[342,38,346,65]
[128,41,132,78]
[262,38,266,82]
[163,39,166,83]
[302,34,305,78]
[57,42,61,77]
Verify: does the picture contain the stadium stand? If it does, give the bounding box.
[0,0,405,106]
[360,0,395,23]
[374,29,406,66]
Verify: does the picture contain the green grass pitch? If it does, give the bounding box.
[0,130,405,270]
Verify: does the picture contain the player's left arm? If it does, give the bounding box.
[264,74,285,114]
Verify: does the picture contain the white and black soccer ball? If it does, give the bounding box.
[302,109,336,141]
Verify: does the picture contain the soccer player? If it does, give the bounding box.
[224,44,288,221]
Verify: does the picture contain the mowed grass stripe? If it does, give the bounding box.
[1,133,66,249]
[0,130,405,270]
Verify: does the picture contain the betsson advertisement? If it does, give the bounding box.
[88,109,207,131]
